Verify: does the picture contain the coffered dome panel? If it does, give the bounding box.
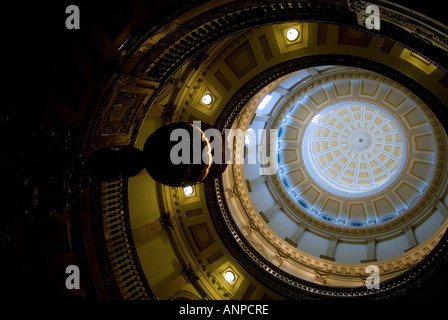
[221,61,447,289]
[302,102,406,197]
[271,68,442,228]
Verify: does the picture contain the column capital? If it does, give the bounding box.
[314,271,328,284]
[271,252,284,267]
[182,264,199,283]
[225,188,236,198]
[243,224,253,236]
[159,212,173,230]
[431,197,441,208]
[329,235,339,242]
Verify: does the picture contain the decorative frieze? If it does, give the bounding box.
[91,74,158,148]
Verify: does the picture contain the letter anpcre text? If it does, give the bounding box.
[222,304,268,315]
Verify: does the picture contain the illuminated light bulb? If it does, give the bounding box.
[224,270,235,283]
[286,28,299,41]
[202,94,213,105]
[183,186,194,196]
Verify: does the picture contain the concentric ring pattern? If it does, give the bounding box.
[302,102,406,197]
[224,65,447,279]
[266,66,444,229]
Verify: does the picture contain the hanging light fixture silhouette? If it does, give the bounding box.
[86,122,228,187]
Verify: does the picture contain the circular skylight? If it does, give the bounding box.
[302,102,406,197]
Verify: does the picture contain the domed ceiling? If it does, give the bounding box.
[126,15,448,297]
[6,0,448,304]
[264,65,441,227]
[60,0,448,300]
[222,64,447,291]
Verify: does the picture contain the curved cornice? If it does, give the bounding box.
[123,0,448,83]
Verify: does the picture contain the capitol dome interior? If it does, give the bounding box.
[2,0,448,304]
